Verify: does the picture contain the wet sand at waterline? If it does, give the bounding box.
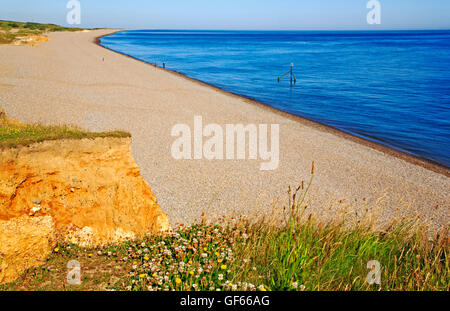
[0,29,448,229]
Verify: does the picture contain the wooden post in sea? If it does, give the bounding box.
[278,63,297,84]
[290,63,297,84]
[290,63,293,84]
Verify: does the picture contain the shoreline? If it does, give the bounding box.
[1,28,448,228]
[95,30,450,177]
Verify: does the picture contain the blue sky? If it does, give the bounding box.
[1,0,449,30]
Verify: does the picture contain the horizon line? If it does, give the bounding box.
[2,18,449,32]
[119,28,450,31]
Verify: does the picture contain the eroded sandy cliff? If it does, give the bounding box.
[0,137,169,284]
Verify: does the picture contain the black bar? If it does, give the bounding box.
[1,291,447,310]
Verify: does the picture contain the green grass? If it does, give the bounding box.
[1,170,448,291]
[233,217,448,291]
[0,20,83,33]
[231,172,448,291]
[0,110,130,148]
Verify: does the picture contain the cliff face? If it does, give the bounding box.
[0,137,169,283]
[0,216,55,284]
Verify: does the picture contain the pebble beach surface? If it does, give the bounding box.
[0,29,448,229]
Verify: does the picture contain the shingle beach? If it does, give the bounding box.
[0,29,448,229]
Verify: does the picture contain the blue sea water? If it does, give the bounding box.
[100,30,450,167]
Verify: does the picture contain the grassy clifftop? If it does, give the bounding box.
[0,108,130,148]
[0,20,86,44]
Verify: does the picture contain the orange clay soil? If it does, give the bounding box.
[0,136,169,247]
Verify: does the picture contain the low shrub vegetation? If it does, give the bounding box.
[0,20,83,33]
[0,20,85,45]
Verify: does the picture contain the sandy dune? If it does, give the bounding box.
[0,29,448,228]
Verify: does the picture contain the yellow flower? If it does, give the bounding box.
[175,278,182,284]
[228,283,233,287]
[152,273,157,277]
[88,253,92,257]
[139,274,146,278]
[215,252,220,257]
[188,260,193,265]
[260,287,267,291]
[221,264,227,270]
[189,271,194,276]
[54,248,59,253]
[203,247,207,251]
[133,261,138,264]
[144,256,149,260]
[218,259,223,263]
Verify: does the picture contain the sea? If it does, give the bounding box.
[100,30,450,168]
